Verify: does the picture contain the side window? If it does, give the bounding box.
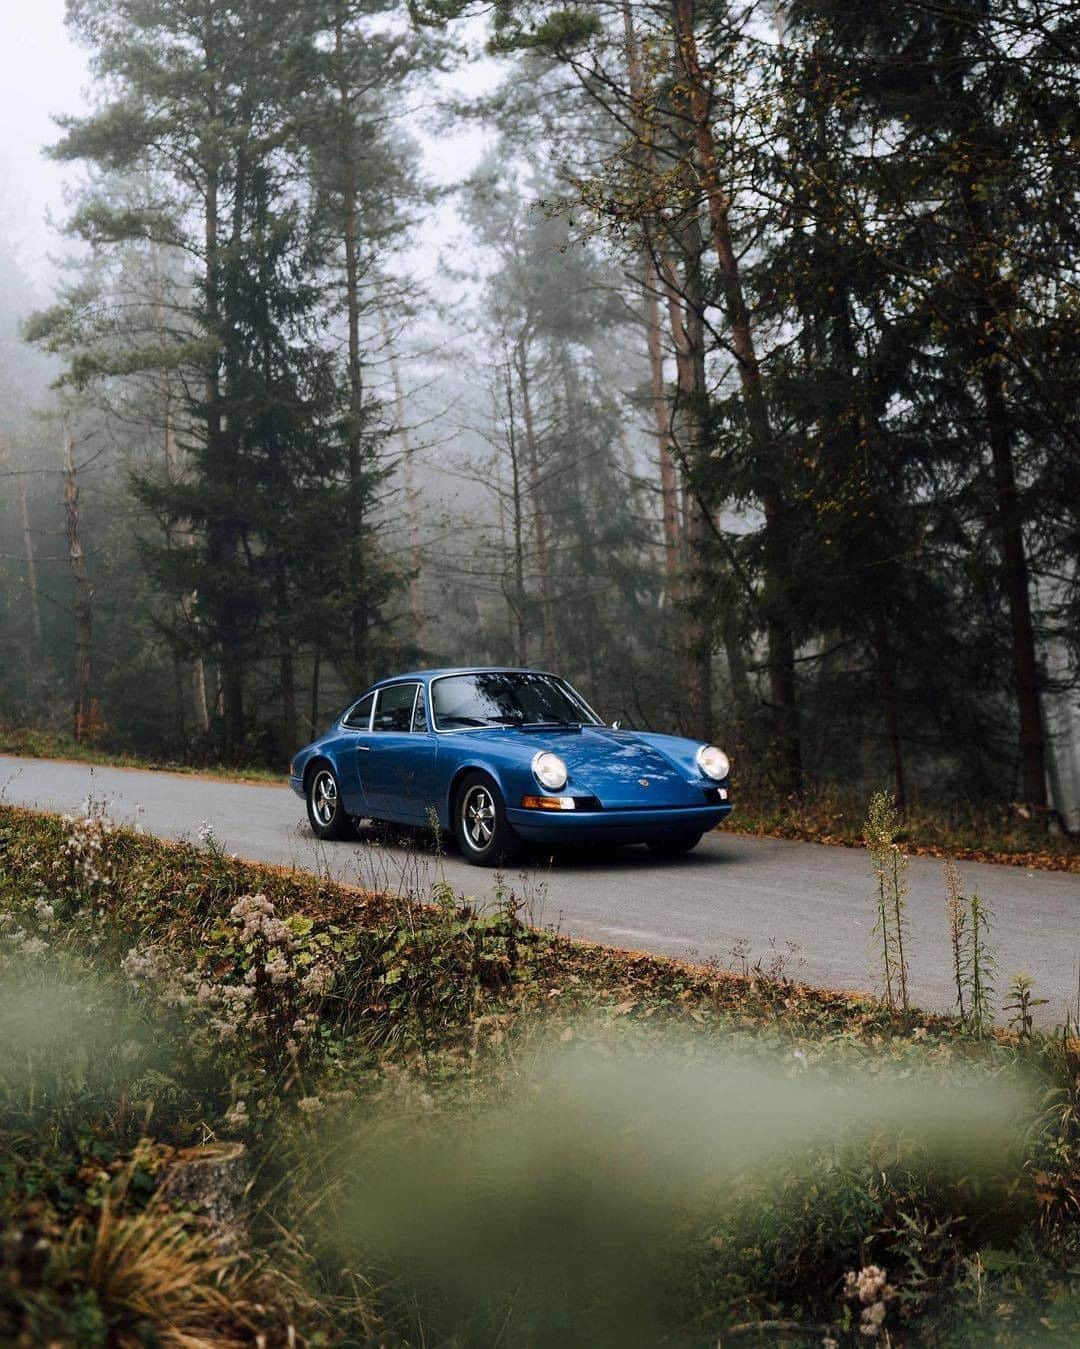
[373,683,419,733]
[342,692,374,729]
[412,688,428,733]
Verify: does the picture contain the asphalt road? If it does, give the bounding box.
[2,754,1077,1023]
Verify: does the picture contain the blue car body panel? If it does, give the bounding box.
[290,667,732,845]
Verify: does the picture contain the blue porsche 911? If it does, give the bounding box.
[289,668,733,865]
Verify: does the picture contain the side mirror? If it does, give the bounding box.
[611,720,622,730]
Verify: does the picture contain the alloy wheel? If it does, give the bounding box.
[311,769,338,827]
[462,783,496,851]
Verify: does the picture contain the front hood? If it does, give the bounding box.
[528,727,707,808]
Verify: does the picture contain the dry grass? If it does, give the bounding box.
[65,1199,253,1349]
[730,780,1080,872]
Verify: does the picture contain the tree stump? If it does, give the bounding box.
[158,1141,248,1250]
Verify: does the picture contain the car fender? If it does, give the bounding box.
[439,757,514,830]
[292,728,366,812]
[434,740,545,830]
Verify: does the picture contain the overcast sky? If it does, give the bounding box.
[0,0,90,289]
[0,2,501,301]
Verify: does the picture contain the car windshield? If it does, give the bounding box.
[431,672,600,731]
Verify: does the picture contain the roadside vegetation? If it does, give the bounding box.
[0,725,283,785]
[1,802,1078,1346]
[733,780,1080,874]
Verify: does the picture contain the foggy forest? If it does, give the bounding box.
[2,0,1079,823]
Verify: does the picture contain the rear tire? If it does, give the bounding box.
[453,772,521,867]
[646,831,703,858]
[306,764,351,840]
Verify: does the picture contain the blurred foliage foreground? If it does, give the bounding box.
[0,804,1078,1347]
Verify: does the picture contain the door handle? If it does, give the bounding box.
[357,745,372,752]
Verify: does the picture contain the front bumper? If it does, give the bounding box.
[289,774,304,798]
[505,801,732,844]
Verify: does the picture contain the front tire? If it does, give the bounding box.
[646,831,703,858]
[454,772,521,867]
[306,764,350,840]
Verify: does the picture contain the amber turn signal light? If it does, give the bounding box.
[521,795,576,811]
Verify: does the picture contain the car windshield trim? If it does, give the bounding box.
[429,672,602,733]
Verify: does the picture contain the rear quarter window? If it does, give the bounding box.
[342,693,374,729]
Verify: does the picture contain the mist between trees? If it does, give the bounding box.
[0,0,1078,822]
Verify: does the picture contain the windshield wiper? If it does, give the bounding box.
[475,713,585,730]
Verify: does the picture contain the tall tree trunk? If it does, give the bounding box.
[720,585,754,727]
[659,244,713,741]
[621,2,682,596]
[684,500,713,740]
[557,352,602,692]
[201,38,244,758]
[222,138,256,758]
[825,253,909,812]
[309,648,321,742]
[62,424,94,741]
[625,0,714,732]
[643,262,683,598]
[172,654,188,745]
[334,3,370,689]
[981,351,1046,807]
[162,406,188,742]
[871,605,906,812]
[502,358,528,665]
[941,12,1046,808]
[381,312,425,646]
[672,0,800,789]
[276,561,298,756]
[19,481,43,652]
[658,258,696,556]
[191,657,210,738]
[155,256,210,740]
[514,340,556,667]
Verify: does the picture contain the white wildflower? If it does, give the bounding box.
[228,892,296,948]
[843,1265,896,1341]
[263,953,290,985]
[223,1099,250,1128]
[301,962,335,996]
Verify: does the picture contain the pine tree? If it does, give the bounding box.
[48,0,417,758]
[785,0,1080,811]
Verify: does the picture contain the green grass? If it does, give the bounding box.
[1,803,1078,1345]
[0,723,284,784]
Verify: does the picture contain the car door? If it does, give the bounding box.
[335,691,375,814]
[361,683,437,822]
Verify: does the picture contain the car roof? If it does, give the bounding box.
[370,666,557,688]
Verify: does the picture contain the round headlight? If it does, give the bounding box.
[532,751,568,791]
[696,745,730,781]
